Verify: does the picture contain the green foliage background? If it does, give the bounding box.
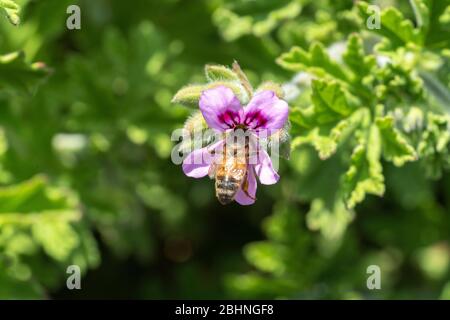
[0,0,449,299]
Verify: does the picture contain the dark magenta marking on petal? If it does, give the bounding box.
[218,110,240,128]
[253,114,268,129]
[244,111,267,130]
[244,112,255,126]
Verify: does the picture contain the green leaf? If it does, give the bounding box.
[358,0,450,49]
[212,8,253,42]
[171,84,205,107]
[291,118,352,160]
[244,241,286,275]
[224,273,294,299]
[32,220,79,262]
[171,81,249,107]
[342,34,376,78]
[0,272,44,299]
[262,202,302,243]
[0,175,79,217]
[376,115,418,166]
[204,64,239,82]
[343,125,385,208]
[357,1,420,48]
[277,42,349,82]
[440,5,450,25]
[420,70,450,108]
[0,0,20,25]
[212,1,302,41]
[290,79,362,159]
[424,0,450,48]
[0,51,49,94]
[417,113,450,178]
[0,176,96,263]
[253,1,302,36]
[306,199,354,242]
[310,79,354,118]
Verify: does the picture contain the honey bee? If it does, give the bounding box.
[178,110,290,205]
[208,130,255,205]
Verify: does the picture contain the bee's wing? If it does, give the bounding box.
[208,163,217,179]
[258,122,291,160]
[206,138,226,179]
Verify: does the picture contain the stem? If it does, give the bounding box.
[409,0,423,28]
[419,71,450,114]
[232,61,253,98]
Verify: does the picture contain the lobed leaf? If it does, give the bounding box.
[290,79,362,159]
[311,79,354,118]
[343,125,385,208]
[0,175,98,268]
[212,1,302,41]
[417,113,450,178]
[342,34,376,78]
[291,119,352,160]
[357,1,420,48]
[376,115,418,166]
[276,43,349,82]
[0,0,20,25]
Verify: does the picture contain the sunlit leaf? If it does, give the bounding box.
[0,51,49,94]
[376,115,417,166]
[0,0,20,25]
[343,125,385,208]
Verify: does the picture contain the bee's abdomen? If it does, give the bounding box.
[216,176,240,205]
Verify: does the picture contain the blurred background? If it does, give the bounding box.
[0,0,449,299]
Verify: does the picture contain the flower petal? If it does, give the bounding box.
[199,86,243,131]
[235,166,257,205]
[254,148,280,185]
[243,90,288,131]
[182,140,223,178]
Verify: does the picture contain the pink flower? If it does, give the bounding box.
[182,86,289,205]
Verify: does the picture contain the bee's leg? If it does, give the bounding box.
[241,173,256,200]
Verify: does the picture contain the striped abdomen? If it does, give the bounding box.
[215,176,242,205]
